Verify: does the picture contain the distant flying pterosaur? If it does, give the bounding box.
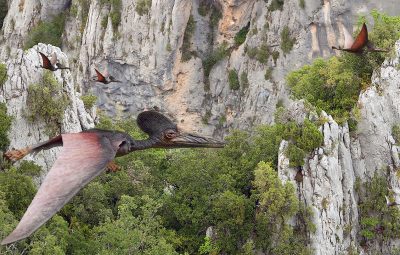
[1,111,225,245]
[38,52,70,71]
[332,23,388,53]
[93,67,121,84]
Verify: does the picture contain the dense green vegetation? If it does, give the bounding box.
[286,11,400,124]
[240,71,249,89]
[81,94,98,109]
[228,69,240,90]
[0,114,320,254]
[181,15,196,62]
[0,103,12,151]
[26,71,69,136]
[357,173,400,247]
[24,14,66,49]
[0,63,7,88]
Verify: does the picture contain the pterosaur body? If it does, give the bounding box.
[332,23,388,53]
[93,68,121,84]
[1,111,224,245]
[38,52,70,71]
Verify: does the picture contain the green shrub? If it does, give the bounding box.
[0,103,12,151]
[280,26,295,54]
[393,125,400,143]
[240,72,249,89]
[25,14,66,49]
[267,0,284,12]
[264,67,273,81]
[246,43,270,64]
[136,0,151,16]
[0,0,8,28]
[0,63,7,88]
[202,42,229,78]
[286,144,305,167]
[228,69,240,90]
[26,71,69,136]
[210,6,222,28]
[234,23,249,47]
[81,94,97,109]
[287,57,359,123]
[181,15,196,62]
[272,51,280,64]
[299,0,305,9]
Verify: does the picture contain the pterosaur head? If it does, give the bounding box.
[136,111,225,149]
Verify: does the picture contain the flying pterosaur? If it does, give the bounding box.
[332,23,388,53]
[1,111,225,245]
[38,52,70,71]
[93,67,121,84]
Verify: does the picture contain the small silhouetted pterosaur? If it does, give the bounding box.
[38,52,70,71]
[93,67,121,84]
[1,111,225,245]
[332,23,388,53]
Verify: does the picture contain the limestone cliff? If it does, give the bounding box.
[1,0,400,254]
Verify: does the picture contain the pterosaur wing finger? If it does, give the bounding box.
[39,52,52,69]
[1,133,122,245]
[350,23,368,51]
[50,52,57,66]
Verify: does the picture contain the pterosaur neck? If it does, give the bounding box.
[129,137,158,151]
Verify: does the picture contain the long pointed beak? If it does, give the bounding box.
[168,133,225,148]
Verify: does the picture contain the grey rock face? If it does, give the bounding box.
[278,42,400,255]
[0,43,94,175]
[2,0,400,254]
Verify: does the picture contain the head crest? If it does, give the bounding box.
[137,111,177,136]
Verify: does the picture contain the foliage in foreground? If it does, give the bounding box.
[0,115,317,254]
[286,11,400,124]
[0,103,12,151]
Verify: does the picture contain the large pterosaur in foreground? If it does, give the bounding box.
[1,111,225,245]
[38,52,70,71]
[332,23,388,53]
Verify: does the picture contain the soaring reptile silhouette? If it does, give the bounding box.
[93,67,121,84]
[1,111,225,245]
[332,23,388,53]
[38,52,70,71]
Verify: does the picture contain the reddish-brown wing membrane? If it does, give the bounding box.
[94,68,107,83]
[1,133,123,245]
[39,52,53,69]
[350,23,368,51]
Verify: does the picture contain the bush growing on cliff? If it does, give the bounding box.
[135,0,151,16]
[0,63,6,88]
[234,23,250,47]
[0,103,12,151]
[0,0,8,29]
[280,26,295,54]
[26,71,69,135]
[181,15,196,62]
[81,94,97,109]
[24,14,66,49]
[202,42,229,78]
[228,69,240,90]
[286,11,400,125]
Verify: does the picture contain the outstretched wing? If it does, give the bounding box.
[39,52,52,69]
[94,68,107,83]
[1,132,123,245]
[350,23,368,51]
[50,52,57,66]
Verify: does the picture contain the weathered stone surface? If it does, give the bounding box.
[0,43,94,176]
